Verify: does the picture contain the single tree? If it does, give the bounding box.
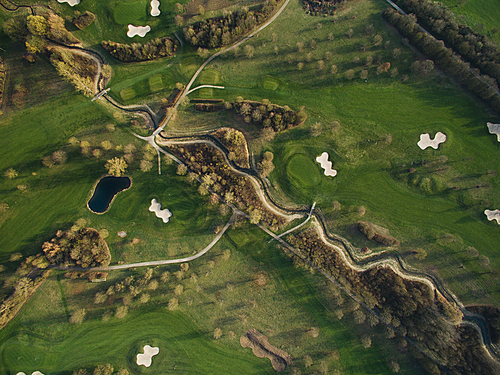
[105,157,127,177]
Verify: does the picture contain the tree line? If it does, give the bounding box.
[394,0,500,87]
[383,8,500,114]
[101,37,177,62]
[184,1,278,49]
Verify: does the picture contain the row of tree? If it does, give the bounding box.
[394,0,500,87]
[184,2,278,49]
[383,8,500,114]
[101,37,177,62]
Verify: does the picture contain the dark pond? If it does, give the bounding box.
[88,176,131,214]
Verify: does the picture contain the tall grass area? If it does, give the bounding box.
[205,0,500,305]
[0,223,424,374]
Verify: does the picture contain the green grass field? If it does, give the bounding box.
[440,0,500,44]
[1,0,500,372]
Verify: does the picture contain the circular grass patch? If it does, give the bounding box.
[286,154,321,188]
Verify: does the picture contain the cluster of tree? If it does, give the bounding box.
[383,8,500,114]
[3,13,80,59]
[73,11,96,30]
[0,57,5,115]
[211,127,249,168]
[395,0,500,87]
[72,363,125,375]
[357,221,399,246]
[184,2,278,49]
[169,143,285,230]
[0,256,50,330]
[302,0,349,16]
[49,46,97,97]
[101,37,177,62]
[42,224,110,270]
[228,98,306,132]
[288,229,498,374]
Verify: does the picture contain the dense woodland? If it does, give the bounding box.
[101,37,177,62]
[184,1,278,49]
[288,230,497,374]
[383,8,500,114]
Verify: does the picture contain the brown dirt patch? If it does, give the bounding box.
[240,328,292,372]
[253,271,269,286]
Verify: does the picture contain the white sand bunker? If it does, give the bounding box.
[16,372,44,375]
[151,0,161,16]
[485,209,500,224]
[417,132,447,150]
[57,0,80,5]
[127,25,151,38]
[487,122,500,141]
[137,345,159,367]
[149,199,172,223]
[316,152,337,177]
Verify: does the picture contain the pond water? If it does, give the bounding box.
[88,176,131,214]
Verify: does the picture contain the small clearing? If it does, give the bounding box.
[127,25,151,38]
[417,132,446,150]
[151,0,160,16]
[149,198,172,223]
[487,122,500,141]
[240,329,292,372]
[316,152,337,177]
[484,209,500,224]
[137,345,159,367]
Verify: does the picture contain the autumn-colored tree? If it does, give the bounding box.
[105,157,127,176]
[4,168,18,179]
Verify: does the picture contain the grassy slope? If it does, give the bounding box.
[439,0,500,44]
[0,224,421,374]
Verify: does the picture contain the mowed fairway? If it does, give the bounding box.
[0,308,270,374]
[113,0,148,25]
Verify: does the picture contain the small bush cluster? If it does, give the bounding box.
[73,11,96,30]
[102,37,177,62]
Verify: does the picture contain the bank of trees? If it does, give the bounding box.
[383,8,500,113]
[184,1,278,49]
[101,37,177,62]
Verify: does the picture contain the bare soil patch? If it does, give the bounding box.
[240,328,292,372]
